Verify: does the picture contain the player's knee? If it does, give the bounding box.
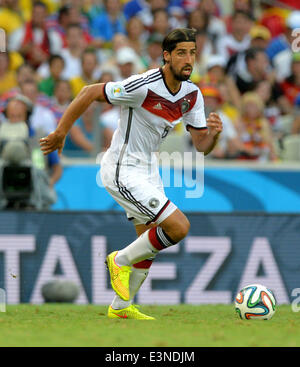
[178,217,190,240]
[169,217,190,243]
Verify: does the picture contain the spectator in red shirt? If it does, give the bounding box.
[9,1,62,69]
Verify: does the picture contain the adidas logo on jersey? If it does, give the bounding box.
[153,103,163,110]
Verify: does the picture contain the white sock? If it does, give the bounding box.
[115,229,159,266]
[111,267,150,310]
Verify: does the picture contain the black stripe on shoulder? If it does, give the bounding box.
[124,71,161,92]
[126,76,162,93]
[124,76,144,90]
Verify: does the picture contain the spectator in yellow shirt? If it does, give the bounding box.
[0,52,17,95]
[69,48,101,97]
[0,0,24,35]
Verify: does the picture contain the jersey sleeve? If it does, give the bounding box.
[104,75,148,108]
[182,88,207,131]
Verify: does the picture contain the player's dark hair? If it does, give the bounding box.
[162,28,196,64]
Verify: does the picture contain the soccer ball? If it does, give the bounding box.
[235,284,276,320]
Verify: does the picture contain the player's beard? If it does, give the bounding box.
[170,63,192,81]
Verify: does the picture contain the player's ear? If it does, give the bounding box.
[163,50,170,64]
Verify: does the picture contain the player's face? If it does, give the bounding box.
[165,42,196,81]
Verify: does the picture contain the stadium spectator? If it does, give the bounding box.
[199,84,245,159]
[52,79,72,115]
[142,33,164,69]
[61,23,88,80]
[38,54,65,97]
[126,16,147,56]
[224,0,254,33]
[291,114,300,134]
[100,104,121,152]
[123,0,148,21]
[198,0,226,47]
[151,8,170,38]
[254,80,284,132]
[203,54,241,111]
[239,92,277,161]
[9,1,62,69]
[36,23,87,80]
[280,52,300,108]
[187,8,208,34]
[231,47,271,94]
[16,63,37,85]
[90,0,126,44]
[0,52,17,95]
[190,30,213,82]
[97,33,131,77]
[250,25,272,50]
[124,0,182,25]
[226,25,272,81]
[64,102,97,157]
[69,48,101,97]
[0,0,24,36]
[111,46,145,80]
[133,0,168,29]
[216,11,253,64]
[1,95,62,208]
[46,4,94,48]
[20,79,57,135]
[266,11,300,82]
[115,46,138,79]
[168,3,187,29]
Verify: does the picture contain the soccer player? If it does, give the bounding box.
[40,28,223,320]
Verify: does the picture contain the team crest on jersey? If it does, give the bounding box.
[149,198,160,208]
[112,85,125,97]
[181,99,190,114]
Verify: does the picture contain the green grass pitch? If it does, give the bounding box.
[0,304,299,347]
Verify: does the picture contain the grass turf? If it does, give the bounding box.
[0,304,298,347]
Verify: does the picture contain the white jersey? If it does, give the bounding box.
[102,68,207,169]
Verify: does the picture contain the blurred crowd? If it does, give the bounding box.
[0,0,300,176]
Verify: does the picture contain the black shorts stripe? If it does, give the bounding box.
[114,106,156,221]
[118,184,156,220]
[121,185,156,218]
[145,199,170,225]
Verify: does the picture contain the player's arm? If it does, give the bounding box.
[188,113,223,156]
[40,83,107,155]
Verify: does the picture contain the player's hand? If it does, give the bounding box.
[40,130,66,155]
[206,113,223,137]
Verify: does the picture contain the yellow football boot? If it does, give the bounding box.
[105,251,131,301]
[108,305,156,320]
